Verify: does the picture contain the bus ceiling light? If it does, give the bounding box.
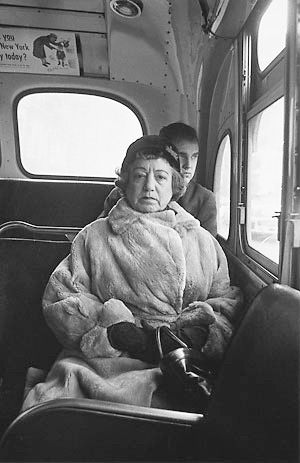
[110,0,143,18]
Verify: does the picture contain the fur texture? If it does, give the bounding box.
[23,199,242,411]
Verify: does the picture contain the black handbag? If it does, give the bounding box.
[156,325,213,412]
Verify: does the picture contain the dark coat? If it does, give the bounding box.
[33,35,57,59]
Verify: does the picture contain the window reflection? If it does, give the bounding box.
[247,98,284,262]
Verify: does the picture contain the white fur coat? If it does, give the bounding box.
[22,199,242,411]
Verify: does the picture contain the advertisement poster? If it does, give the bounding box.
[0,28,80,75]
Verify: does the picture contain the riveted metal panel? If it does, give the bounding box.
[108,0,183,90]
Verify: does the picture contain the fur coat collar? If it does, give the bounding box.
[108,198,200,237]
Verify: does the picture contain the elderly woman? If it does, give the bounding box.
[22,135,242,411]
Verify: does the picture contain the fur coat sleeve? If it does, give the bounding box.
[175,226,243,363]
[42,227,135,359]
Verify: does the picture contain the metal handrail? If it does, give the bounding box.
[0,221,82,237]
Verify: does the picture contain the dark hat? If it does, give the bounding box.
[121,135,180,172]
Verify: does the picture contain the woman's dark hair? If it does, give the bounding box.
[115,152,186,201]
[159,122,198,144]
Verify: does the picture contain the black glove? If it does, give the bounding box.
[107,322,158,364]
[107,322,208,364]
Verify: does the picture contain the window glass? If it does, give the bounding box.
[214,134,231,239]
[246,97,284,263]
[257,0,287,71]
[17,93,143,178]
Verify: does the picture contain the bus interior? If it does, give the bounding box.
[0,0,299,461]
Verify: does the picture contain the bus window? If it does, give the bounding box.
[246,97,284,263]
[17,92,143,179]
[214,134,231,240]
[257,0,287,71]
[239,0,286,277]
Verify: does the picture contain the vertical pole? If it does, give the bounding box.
[280,0,300,288]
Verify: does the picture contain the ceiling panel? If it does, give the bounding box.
[0,5,106,32]
[0,0,104,13]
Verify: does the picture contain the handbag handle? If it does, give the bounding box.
[156,325,188,360]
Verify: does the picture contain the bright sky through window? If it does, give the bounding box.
[257,0,287,71]
[18,93,143,178]
[214,134,231,240]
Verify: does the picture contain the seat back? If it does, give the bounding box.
[1,270,298,461]
[0,398,202,462]
[0,238,70,431]
[0,179,112,228]
[202,283,300,460]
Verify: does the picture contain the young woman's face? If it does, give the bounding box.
[126,157,173,213]
[173,138,199,185]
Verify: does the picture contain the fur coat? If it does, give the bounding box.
[22,199,242,411]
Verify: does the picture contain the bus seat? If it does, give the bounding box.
[0,220,81,241]
[0,398,202,462]
[0,238,70,433]
[0,283,298,461]
[0,179,113,229]
[199,283,300,460]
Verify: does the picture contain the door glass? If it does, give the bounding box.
[247,97,284,262]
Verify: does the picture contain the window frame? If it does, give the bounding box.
[242,100,282,276]
[14,88,145,182]
[237,0,287,280]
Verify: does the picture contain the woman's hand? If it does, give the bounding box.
[107,322,158,364]
[171,301,217,355]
